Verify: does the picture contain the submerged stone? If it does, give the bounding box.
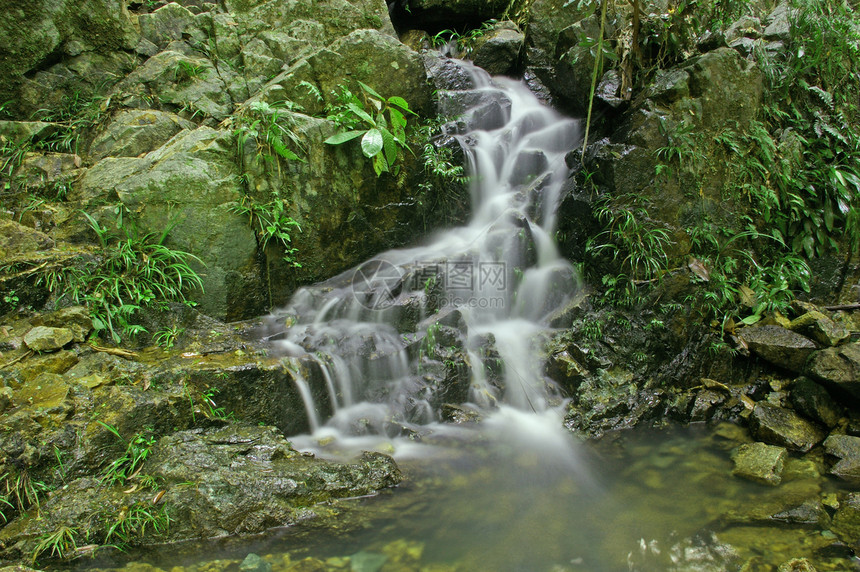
[239,553,271,572]
[731,442,786,486]
[831,492,860,549]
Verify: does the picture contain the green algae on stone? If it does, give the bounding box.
[731,442,786,486]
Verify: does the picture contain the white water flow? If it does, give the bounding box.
[264,61,582,455]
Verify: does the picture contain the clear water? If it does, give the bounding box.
[85,422,859,572]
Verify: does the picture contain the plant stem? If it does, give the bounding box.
[581,0,610,165]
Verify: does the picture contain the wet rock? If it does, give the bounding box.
[77,127,261,321]
[145,425,402,539]
[12,372,71,409]
[789,311,849,347]
[823,434,860,483]
[770,499,829,527]
[689,390,727,422]
[239,554,271,572]
[32,306,93,343]
[830,492,860,549]
[12,349,79,383]
[731,442,786,486]
[440,403,482,424]
[748,403,826,453]
[88,109,196,160]
[0,387,14,414]
[545,349,589,392]
[22,326,74,352]
[424,53,478,92]
[738,325,817,373]
[805,343,860,402]
[789,377,842,428]
[470,21,525,76]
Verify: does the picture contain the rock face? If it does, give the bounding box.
[401,0,508,28]
[738,325,818,373]
[470,21,525,76]
[0,0,139,111]
[789,311,850,347]
[77,127,262,321]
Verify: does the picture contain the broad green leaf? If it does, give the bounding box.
[347,103,375,125]
[361,128,384,158]
[740,314,762,325]
[324,130,366,145]
[388,96,415,114]
[381,128,397,166]
[824,199,834,231]
[358,81,384,101]
[372,153,388,176]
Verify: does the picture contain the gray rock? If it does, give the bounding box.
[805,343,860,401]
[725,15,761,43]
[32,306,93,343]
[77,127,262,321]
[23,326,74,352]
[88,109,196,160]
[823,434,860,483]
[749,403,826,453]
[138,2,198,49]
[764,3,794,42]
[470,21,525,76]
[738,325,817,373]
[0,218,54,260]
[790,377,843,428]
[771,499,829,527]
[731,442,786,485]
[115,49,235,121]
[0,120,60,145]
[789,310,850,347]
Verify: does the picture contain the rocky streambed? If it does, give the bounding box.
[1,301,859,571]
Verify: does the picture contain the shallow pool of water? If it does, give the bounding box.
[76,417,860,572]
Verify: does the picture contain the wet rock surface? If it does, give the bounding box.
[749,403,826,453]
[731,442,786,486]
[739,326,818,373]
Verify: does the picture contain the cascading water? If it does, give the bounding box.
[263,61,583,447]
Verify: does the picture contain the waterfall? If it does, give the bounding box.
[264,60,582,451]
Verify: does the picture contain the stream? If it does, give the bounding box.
[75,61,860,571]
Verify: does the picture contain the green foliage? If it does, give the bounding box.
[98,422,156,487]
[416,120,470,225]
[32,526,81,563]
[105,503,170,545]
[39,206,204,343]
[324,81,416,177]
[1,471,51,520]
[586,199,672,286]
[430,20,500,55]
[201,387,233,420]
[234,100,305,169]
[153,326,184,350]
[34,92,109,155]
[230,189,302,267]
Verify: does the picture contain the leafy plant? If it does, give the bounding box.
[230,189,301,267]
[104,503,170,545]
[98,422,156,486]
[324,81,416,177]
[153,326,184,350]
[40,206,204,343]
[201,387,233,420]
[32,526,81,563]
[234,100,305,170]
[1,471,51,517]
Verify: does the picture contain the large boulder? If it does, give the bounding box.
[259,28,432,117]
[75,127,263,321]
[0,0,139,114]
[88,109,197,161]
[470,21,526,76]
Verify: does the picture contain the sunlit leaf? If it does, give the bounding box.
[362,128,384,158]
